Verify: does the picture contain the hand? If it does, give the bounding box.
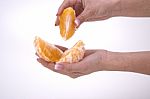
[36,45,107,78]
[55,0,121,28]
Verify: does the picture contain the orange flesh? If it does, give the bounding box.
[59,7,76,40]
[59,40,85,63]
[34,37,85,63]
[34,36,63,62]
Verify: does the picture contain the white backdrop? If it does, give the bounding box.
[0,0,150,99]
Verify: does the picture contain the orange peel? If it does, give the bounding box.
[59,7,76,40]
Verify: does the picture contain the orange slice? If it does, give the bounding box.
[34,36,63,62]
[58,40,85,63]
[59,7,76,40]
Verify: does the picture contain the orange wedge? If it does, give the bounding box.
[34,36,63,62]
[59,7,76,40]
[34,37,85,63]
[59,40,85,63]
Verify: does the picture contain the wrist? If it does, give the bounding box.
[97,50,108,71]
[101,51,128,71]
[114,0,150,17]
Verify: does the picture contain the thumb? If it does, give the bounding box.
[55,62,83,72]
[75,9,89,28]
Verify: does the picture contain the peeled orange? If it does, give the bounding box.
[59,7,76,40]
[34,36,63,62]
[59,40,85,63]
[34,37,85,63]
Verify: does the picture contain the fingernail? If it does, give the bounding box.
[55,63,63,70]
[37,58,39,61]
[55,23,58,26]
[75,19,80,28]
[37,58,40,62]
[56,13,59,16]
[55,22,59,26]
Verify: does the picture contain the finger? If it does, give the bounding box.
[73,3,83,17]
[57,0,70,16]
[86,16,110,22]
[55,16,60,26]
[37,58,60,73]
[57,0,81,16]
[55,61,86,73]
[37,58,52,68]
[55,45,68,52]
[37,58,58,72]
[75,8,89,28]
[35,53,39,57]
[37,58,71,76]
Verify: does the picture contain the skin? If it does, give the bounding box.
[36,0,150,78]
[37,46,107,78]
[55,0,150,27]
[37,46,150,78]
[103,51,150,75]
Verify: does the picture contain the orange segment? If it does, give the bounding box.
[59,7,76,40]
[34,36,63,62]
[34,37,85,63]
[59,40,85,63]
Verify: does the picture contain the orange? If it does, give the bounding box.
[34,36,63,62]
[58,40,85,63]
[59,7,76,40]
[34,37,85,63]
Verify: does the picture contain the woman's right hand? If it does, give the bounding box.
[55,0,121,28]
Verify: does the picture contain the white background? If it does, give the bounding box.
[0,0,150,99]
